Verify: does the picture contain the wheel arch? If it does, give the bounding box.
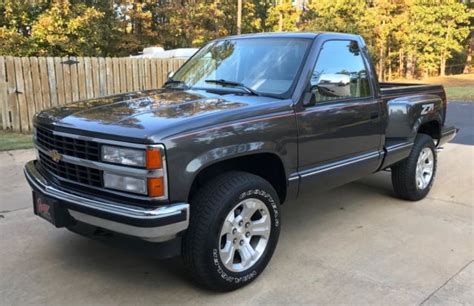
[417,120,441,143]
[187,152,288,205]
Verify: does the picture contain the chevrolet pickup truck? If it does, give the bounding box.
[24,32,457,291]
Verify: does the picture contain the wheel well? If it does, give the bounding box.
[188,153,287,204]
[418,121,440,141]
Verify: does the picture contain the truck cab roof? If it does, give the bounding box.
[220,32,363,42]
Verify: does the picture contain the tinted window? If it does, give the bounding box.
[310,40,371,102]
[171,38,311,96]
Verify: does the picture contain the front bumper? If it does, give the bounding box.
[438,126,458,146]
[24,160,189,242]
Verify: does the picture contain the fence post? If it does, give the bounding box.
[0,81,7,129]
[0,56,8,129]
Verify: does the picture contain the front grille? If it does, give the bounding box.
[38,148,103,188]
[36,127,100,161]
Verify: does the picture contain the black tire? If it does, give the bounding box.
[182,171,281,291]
[391,134,437,201]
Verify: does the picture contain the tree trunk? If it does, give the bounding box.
[440,25,451,77]
[413,56,417,79]
[278,12,283,31]
[440,53,446,77]
[406,53,414,79]
[387,44,392,81]
[463,33,473,74]
[237,0,242,35]
[398,49,404,78]
[295,0,303,23]
[378,46,384,81]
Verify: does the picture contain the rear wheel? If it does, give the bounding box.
[182,171,281,291]
[391,134,437,201]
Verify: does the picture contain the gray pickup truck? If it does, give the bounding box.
[24,32,457,291]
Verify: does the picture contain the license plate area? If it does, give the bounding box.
[33,192,73,227]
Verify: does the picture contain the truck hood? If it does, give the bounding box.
[34,89,284,142]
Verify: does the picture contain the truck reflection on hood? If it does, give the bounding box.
[35,89,248,129]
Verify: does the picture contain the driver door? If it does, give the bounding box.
[296,39,384,194]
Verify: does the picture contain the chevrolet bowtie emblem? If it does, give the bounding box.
[48,150,62,163]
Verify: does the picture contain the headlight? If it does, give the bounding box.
[101,145,145,167]
[101,144,166,198]
[103,172,147,194]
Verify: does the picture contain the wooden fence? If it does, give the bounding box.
[0,56,186,132]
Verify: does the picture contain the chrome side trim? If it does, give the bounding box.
[288,175,299,181]
[299,151,381,178]
[386,142,413,153]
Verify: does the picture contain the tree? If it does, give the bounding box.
[0,0,48,56]
[0,0,471,80]
[463,1,474,73]
[30,1,108,56]
[268,0,300,32]
[301,0,369,34]
[243,0,274,32]
[435,0,471,76]
[365,0,407,80]
[405,0,470,77]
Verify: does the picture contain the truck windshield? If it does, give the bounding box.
[169,38,311,97]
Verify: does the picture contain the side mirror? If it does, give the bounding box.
[314,73,351,98]
[303,73,351,106]
[302,91,316,107]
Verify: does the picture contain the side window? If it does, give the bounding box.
[310,40,371,102]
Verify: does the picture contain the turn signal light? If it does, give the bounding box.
[148,177,164,197]
[146,147,162,169]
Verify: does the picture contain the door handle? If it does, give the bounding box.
[370,112,379,120]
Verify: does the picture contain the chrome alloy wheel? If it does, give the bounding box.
[218,198,271,272]
[416,147,434,190]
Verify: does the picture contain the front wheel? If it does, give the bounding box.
[182,171,281,291]
[391,134,437,201]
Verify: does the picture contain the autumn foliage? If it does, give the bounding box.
[0,0,472,79]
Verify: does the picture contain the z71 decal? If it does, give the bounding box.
[421,103,434,115]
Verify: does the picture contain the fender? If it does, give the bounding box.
[162,111,299,203]
[381,94,443,169]
[385,94,443,143]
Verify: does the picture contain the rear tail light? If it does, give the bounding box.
[441,89,447,123]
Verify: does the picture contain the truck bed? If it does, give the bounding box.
[380,82,445,99]
[379,82,448,169]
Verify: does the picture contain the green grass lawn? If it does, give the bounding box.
[0,130,33,151]
[444,86,474,101]
[393,74,474,102]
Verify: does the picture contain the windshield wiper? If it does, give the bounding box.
[205,79,260,96]
[163,79,189,89]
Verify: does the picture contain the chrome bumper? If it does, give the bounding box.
[24,160,189,242]
[438,126,458,147]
